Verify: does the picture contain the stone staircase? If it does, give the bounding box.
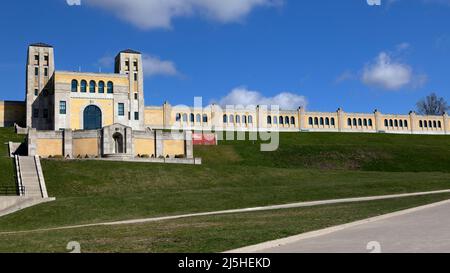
[17,156,48,198]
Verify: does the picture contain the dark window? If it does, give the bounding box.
[98,81,105,93]
[34,89,38,96]
[429,121,432,128]
[133,61,138,70]
[44,68,48,77]
[43,109,49,119]
[203,114,208,123]
[331,118,335,126]
[134,112,139,120]
[394,120,398,127]
[83,105,102,130]
[368,119,373,127]
[89,81,96,93]
[176,113,181,122]
[399,120,403,127]
[348,118,352,126]
[419,120,423,128]
[384,119,388,127]
[290,116,295,125]
[320,118,324,126]
[80,80,87,93]
[314,117,318,125]
[433,121,437,128]
[268,116,272,125]
[325,118,330,126]
[279,116,284,125]
[389,120,393,127]
[118,103,125,116]
[223,115,228,123]
[353,119,357,126]
[134,93,138,100]
[285,116,289,125]
[134,73,138,81]
[236,115,241,124]
[34,67,39,76]
[71,80,78,92]
[358,119,363,126]
[33,108,39,118]
[438,121,442,128]
[34,55,39,64]
[424,121,428,128]
[107,81,114,94]
[404,120,408,128]
[125,61,130,71]
[190,113,195,123]
[364,119,368,126]
[59,101,66,115]
[309,117,313,125]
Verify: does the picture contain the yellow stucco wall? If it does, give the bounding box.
[55,73,129,87]
[163,140,185,156]
[144,109,164,127]
[36,139,63,157]
[134,138,155,156]
[73,138,99,157]
[0,101,26,127]
[70,98,114,130]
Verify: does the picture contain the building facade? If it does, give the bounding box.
[0,43,448,141]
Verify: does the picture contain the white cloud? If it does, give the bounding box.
[142,54,179,77]
[85,0,282,29]
[218,87,307,110]
[361,52,426,90]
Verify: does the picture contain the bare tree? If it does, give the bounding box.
[416,93,449,116]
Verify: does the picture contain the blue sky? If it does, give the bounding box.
[0,0,449,114]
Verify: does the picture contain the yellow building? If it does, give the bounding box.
[0,42,448,160]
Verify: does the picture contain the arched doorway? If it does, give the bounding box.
[113,132,124,154]
[83,105,102,130]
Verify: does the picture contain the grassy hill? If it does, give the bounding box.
[0,128,449,233]
[0,128,24,189]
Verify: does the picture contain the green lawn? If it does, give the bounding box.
[1,193,450,253]
[0,128,449,236]
[0,128,24,189]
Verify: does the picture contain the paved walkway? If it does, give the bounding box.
[1,189,450,235]
[229,199,450,253]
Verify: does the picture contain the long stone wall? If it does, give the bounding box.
[28,127,193,159]
[144,104,449,136]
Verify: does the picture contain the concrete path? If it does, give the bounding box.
[18,156,43,198]
[229,199,450,253]
[1,189,450,235]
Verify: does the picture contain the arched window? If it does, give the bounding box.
[182,113,188,122]
[433,121,437,128]
[363,119,368,127]
[223,114,228,123]
[424,120,428,128]
[248,115,253,124]
[325,118,330,126]
[236,115,241,124]
[358,118,362,126]
[399,120,403,127]
[429,121,432,128]
[314,117,319,125]
[320,117,324,126]
[71,80,78,92]
[279,116,284,125]
[404,120,408,128]
[203,114,208,123]
[274,116,278,124]
[80,80,87,93]
[243,115,247,124]
[285,116,289,125]
[89,80,96,93]
[331,118,335,126]
[83,105,102,130]
[107,81,114,94]
[290,117,295,125]
[175,113,181,122]
[419,120,423,128]
[267,116,272,125]
[353,118,357,126]
[438,121,442,128]
[394,120,398,127]
[384,119,388,127]
[309,117,314,125]
[368,119,373,127]
[190,113,195,123]
[389,120,393,127]
[196,114,201,123]
[348,118,352,126]
[98,81,105,93]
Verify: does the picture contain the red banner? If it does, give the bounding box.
[192,133,217,146]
